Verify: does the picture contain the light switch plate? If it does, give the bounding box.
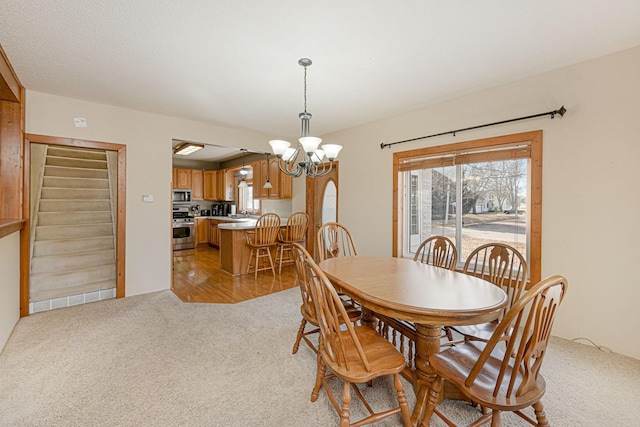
[142,195,154,203]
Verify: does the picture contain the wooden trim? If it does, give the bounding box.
[0,45,21,102]
[116,145,126,298]
[528,131,542,284]
[24,134,126,151]
[20,133,30,317]
[305,175,315,254]
[0,101,23,219]
[0,219,24,239]
[392,130,542,284]
[392,153,400,257]
[22,134,127,316]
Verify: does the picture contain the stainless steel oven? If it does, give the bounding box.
[172,207,195,250]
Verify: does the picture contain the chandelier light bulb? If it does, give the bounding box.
[321,144,342,161]
[299,136,322,154]
[282,147,296,162]
[269,140,290,156]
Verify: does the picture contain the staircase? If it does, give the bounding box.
[30,145,117,305]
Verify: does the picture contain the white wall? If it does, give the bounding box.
[324,46,640,359]
[0,231,20,351]
[24,92,272,297]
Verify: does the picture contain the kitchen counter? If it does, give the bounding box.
[217,220,257,230]
[195,215,254,222]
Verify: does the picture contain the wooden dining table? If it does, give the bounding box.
[318,256,508,427]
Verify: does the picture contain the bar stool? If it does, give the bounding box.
[275,212,309,274]
[245,213,280,279]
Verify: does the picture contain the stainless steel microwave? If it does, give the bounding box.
[172,189,192,204]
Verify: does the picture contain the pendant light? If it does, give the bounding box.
[238,149,248,188]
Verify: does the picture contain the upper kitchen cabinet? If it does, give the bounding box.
[251,160,267,199]
[202,169,234,201]
[173,168,192,189]
[252,159,291,200]
[192,169,204,200]
[222,169,235,202]
[203,170,219,200]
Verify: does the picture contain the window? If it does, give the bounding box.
[238,179,260,213]
[393,131,542,284]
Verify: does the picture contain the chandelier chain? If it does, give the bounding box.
[303,65,307,113]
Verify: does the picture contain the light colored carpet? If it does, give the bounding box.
[1,289,638,426]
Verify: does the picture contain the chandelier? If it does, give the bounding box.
[269,58,342,178]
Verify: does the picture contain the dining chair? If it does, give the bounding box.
[413,235,457,270]
[303,256,412,427]
[290,243,361,355]
[421,275,568,427]
[316,222,358,262]
[447,243,528,343]
[245,213,280,280]
[276,211,309,274]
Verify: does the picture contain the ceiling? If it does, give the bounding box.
[3,1,640,162]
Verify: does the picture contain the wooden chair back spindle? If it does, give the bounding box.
[316,222,358,262]
[249,213,280,246]
[463,243,528,317]
[413,235,458,270]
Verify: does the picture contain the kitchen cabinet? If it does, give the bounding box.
[223,169,236,201]
[252,161,268,199]
[173,168,192,189]
[191,169,204,200]
[252,159,292,200]
[203,171,219,200]
[208,219,220,247]
[194,218,209,246]
[202,169,235,201]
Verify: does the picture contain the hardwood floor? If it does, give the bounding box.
[172,246,298,304]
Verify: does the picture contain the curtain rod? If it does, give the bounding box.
[380,105,566,150]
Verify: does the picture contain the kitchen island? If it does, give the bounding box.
[218,220,258,276]
[218,217,288,276]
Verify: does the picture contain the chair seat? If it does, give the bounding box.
[450,322,497,342]
[322,325,407,384]
[300,302,361,327]
[430,341,546,412]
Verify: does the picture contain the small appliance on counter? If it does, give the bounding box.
[200,209,211,216]
[212,203,231,216]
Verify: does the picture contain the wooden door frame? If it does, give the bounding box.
[305,161,339,259]
[21,134,127,317]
